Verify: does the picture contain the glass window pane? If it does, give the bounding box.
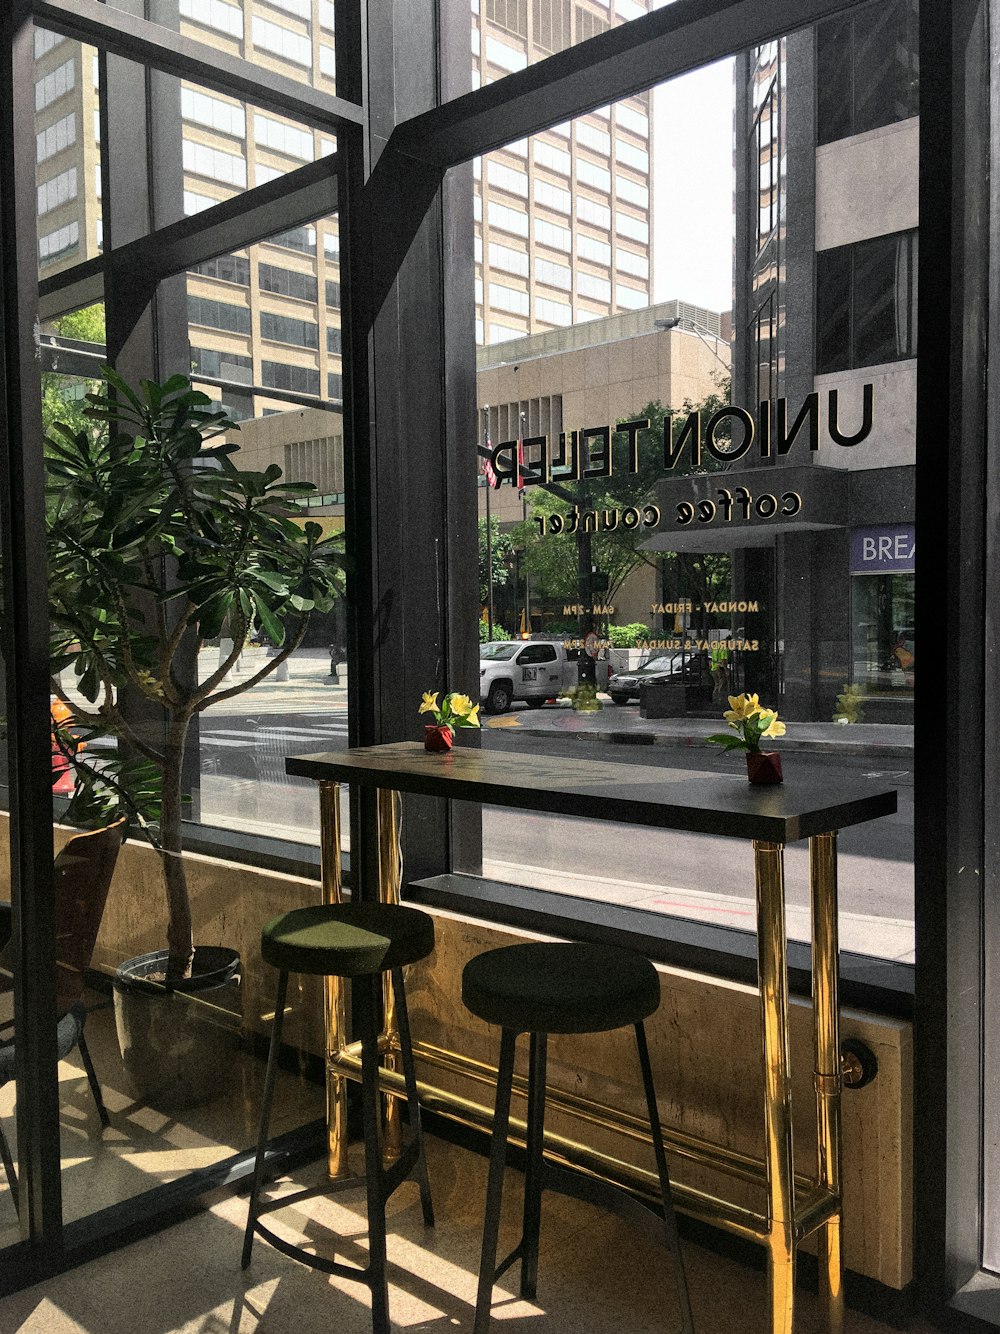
[467,25,916,964]
[475,0,653,91]
[33,29,102,280]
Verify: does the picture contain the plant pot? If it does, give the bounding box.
[746,751,783,785]
[113,945,242,1110]
[424,723,454,752]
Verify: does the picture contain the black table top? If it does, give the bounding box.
[286,742,897,843]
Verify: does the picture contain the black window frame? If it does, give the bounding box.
[815,229,918,375]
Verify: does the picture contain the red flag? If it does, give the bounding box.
[482,454,498,488]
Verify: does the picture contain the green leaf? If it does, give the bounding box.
[255,597,285,646]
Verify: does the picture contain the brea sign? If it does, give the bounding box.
[484,385,874,489]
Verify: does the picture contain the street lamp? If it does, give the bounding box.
[654,315,731,375]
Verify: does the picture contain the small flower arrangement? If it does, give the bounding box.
[707,693,785,753]
[419,691,480,751]
[707,694,786,784]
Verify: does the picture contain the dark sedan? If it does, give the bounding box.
[607,651,707,704]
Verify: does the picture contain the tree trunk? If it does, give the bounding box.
[160,719,194,979]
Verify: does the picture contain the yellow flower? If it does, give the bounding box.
[466,704,480,728]
[448,693,473,717]
[723,693,760,724]
[761,714,786,739]
[418,691,439,716]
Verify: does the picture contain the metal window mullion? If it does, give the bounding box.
[0,0,65,1251]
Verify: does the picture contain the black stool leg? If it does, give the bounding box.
[391,966,434,1226]
[0,1118,18,1215]
[242,970,289,1269]
[635,1020,695,1334]
[474,1026,518,1334]
[78,1029,110,1128]
[520,1030,547,1299]
[358,973,390,1334]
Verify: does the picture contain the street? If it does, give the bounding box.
[195,695,914,963]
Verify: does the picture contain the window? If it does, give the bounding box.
[577,233,611,264]
[258,263,318,302]
[576,121,611,155]
[576,271,611,301]
[534,218,571,251]
[615,176,648,208]
[537,258,571,290]
[851,565,915,697]
[190,254,250,285]
[486,36,528,72]
[487,160,528,197]
[181,88,246,139]
[577,195,611,228]
[615,284,647,309]
[252,16,312,67]
[533,139,571,175]
[817,0,919,146]
[182,141,247,187]
[534,179,571,213]
[254,113,314,161]
[531,0,571,53]
[326,326,342,354]
[815,231,917,374]
[35,58,75,112]
[490,322,526,344]
[327,371,343,399]
[266,224,317,253]
[325,279,341,305]
[488,200,529,237]
[183,190,216,216]
[615,140,649,172]
[262,0,312,18]
[261,360,320,395]
[489,282,529,316]
[577,159,611,192]
[179,0,244,38]
[615,212,648,243]
[615,103,648,137]
[517,644,557,665]
[38,219,79,265]
[616,248,649,278]
[187,294,251,334]
[534,296,572,325]
[319,0,335,29]
[260,311,319,347]
[189,346,253,384]
[37,166,77,216]
[36,111,76,164]
[34,28,65,58]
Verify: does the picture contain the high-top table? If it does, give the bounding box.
[286,741,897,1334]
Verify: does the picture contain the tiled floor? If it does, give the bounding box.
[0,1135,939,1334]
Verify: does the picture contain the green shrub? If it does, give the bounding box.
[608,622,650,649]
[479,621,512,642]
[834,683,865,724]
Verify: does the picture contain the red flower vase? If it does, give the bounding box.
[746,751,782,784]
[424,723,454,753]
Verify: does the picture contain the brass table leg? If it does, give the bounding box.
[377,787,404,1164]
[320,780,351,1181]
[811,832,844,1334]
[754,839,795,1334]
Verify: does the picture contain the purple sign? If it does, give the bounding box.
[850,524,915,575]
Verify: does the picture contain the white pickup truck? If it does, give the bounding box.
[479,639,611,714]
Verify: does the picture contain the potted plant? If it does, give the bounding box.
[47,368,346,1101]
[706,692,786,784]
[418,691,480,750]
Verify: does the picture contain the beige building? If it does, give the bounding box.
[476,300,731,626]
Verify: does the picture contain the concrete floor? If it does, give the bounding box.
[0,1134,939,1334]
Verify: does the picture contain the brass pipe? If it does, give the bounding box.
[330,1045,769,1243]
[754,839,795,1334]
[811,832,845,1332]
[793,1186,841,1244]
[319,780,350,1181]
[376,787,403,1163]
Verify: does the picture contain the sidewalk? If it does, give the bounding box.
[484,706,914,758]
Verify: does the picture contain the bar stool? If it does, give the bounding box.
[462,940,695,1334]
[242,902,435,1334]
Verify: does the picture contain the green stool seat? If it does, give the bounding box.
[463,939,694,1334]
[462,940,660,1035]
[261,902,435,977]
[244,900,435,1334]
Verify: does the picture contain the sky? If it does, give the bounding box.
[651,57,736,316]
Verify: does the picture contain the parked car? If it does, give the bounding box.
[480,639,611,714]
[607,651,706,705]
